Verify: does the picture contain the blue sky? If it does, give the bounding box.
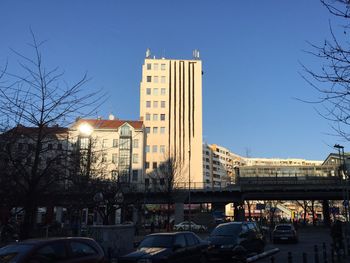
[0,0,347,160]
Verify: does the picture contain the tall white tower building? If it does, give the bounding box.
[139,49,203,184]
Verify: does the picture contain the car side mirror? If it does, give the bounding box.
[134,241,140,248]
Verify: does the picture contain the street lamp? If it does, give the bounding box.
[78,122,94,179]
[188,149,192,231]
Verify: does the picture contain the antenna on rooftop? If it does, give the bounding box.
[146,48,151,58]
[193,49,200,59]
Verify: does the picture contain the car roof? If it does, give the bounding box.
[17,237,96,245]
[147,231,193,237]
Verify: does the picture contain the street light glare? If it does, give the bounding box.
[78,122,93,136]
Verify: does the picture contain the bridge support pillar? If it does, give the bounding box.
[174,203,184,224]
[234,202,245,221]
[322,200,331,227]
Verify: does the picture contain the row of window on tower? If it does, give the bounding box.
[146,88,167,96]
[145,101,166,109]
[146,76,166,83]
[146,63,166,71]
[145,127,166,134]
[145,145,166,154]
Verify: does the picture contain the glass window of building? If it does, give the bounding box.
[153,101,158,108]
[113,139,118,147]
[145,162,149,169]
[112,153,118,164]
[153,114,158,121]
[160,114,165,121]
[133,139,139,148]
[161,76,166,83]
[152,145,158,153]
[145,145,150,152]
[161,88,166,95]
[146,88,151,95]
[102,139,108,148]
[145,127,150,134]
[153,127,158,134]
[147,63,151,70]
[146,101,151,108]
[147,76,152,82]
[145,113,151,121]
[153,162,157,169]
[154,76,159,83]
[153,88,158,95]
[161,64,166,70]
[161,101,166,108]
[102,153,107,162]
[133,154,139,164]
[160,127,165,134]
[119,138,130,149]
[154,63,159,70]
[120,125,131,136]
[160,145,165,153]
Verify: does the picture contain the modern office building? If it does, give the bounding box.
[140,49,203,185]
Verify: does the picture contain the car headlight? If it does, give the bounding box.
[220,244,235,249]
[137,259,152,263]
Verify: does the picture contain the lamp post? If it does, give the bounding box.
[78,122,94,179]
[188,149,191,231]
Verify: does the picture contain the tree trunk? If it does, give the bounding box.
[21,198,38,239]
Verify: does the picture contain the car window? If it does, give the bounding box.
[211,224,242,237]
[69,241,97,257]
[174,234,186,248]
[139,235,174,248]
[30,242,67,262]
[241,224,248,232]
[275,225,292,231]
[0,244,34,262]
[247,223,256,230]
[185,233,199,246]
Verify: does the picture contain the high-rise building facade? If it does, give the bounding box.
[140,50,203,184]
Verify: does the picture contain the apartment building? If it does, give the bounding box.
[203,143,245,188]
[243,157,323,166]
[139,49,203,184]
[70,116,145,184]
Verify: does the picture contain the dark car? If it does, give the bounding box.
[0,237,106,263]
[272,224,298,243]
[119,232,208,263]
[206,221,265,261]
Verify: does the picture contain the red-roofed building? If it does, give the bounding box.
[70,115,145,185]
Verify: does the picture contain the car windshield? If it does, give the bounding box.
[0,244,34,262]
[211,224,241,237]
[275,225,292,231]
[139,235,174,248]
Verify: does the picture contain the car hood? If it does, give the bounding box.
[121,247,170,259]
[208,235,238,246]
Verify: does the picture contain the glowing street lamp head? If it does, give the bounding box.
[78,122,93,136]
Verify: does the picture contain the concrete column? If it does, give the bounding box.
[322,200,331,227]
[174,203,184,224]
[55,207,63,223]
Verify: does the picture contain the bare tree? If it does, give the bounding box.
[0,32,104,238]
[302,1,350,139]
[297,200,312,225]
[148,154,185,231]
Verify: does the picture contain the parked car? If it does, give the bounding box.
[119,232,208,263]
[272,223,298,243]
[173,221,207,232]
[0,237,106,263]
[206,221,265,261]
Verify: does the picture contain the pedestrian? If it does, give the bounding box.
[331,220,343,252]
